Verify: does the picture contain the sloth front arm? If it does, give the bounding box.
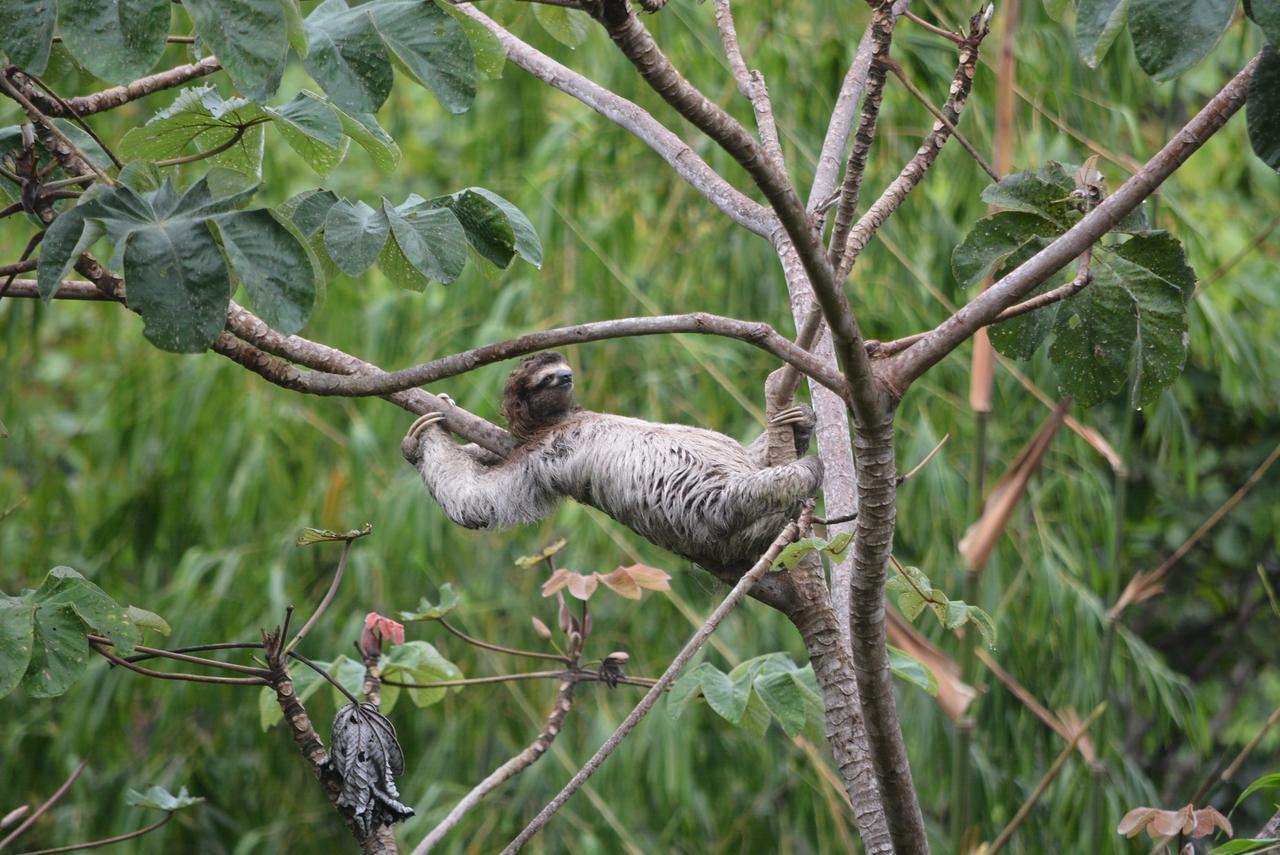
[402,420,559,530]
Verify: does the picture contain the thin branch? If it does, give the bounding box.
[413,677,578,853]
[883,57,997,180]
[0,76,114,186]
[987,703,1106,854]
[437,618,572,665]
[501,514,806,853]
[0,280,115,300]
[287,536,357,653]
[0,760,87,850]
[384,669,654,689]
[712,0,786,179]
[22,73,123,169]
[91,642,266,686]
[903,10,965,44]
[17,813,172,855]
[450,3,773,236]
[1188,703,1280,806]
[88,636,269,677]
[827,1,897,270]
[837,8,991,282]
[897,432,949,484]
[6,59,221,117]
[886,53,1260,390]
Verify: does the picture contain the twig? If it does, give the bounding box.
[886,53,1260,389]
[411,677,578,853]
[438,619,572,664]
[500,515,805,853]
[0,280,113,301]
[16,813,172,855]
[288,649,361,706]
[987,703,1106,853]
[837,8,991,281]
[903,10,965,44]
[0,760,87,850]
[897,433,949,484]
[0,76,114,186]
[712,0,786,178]
[287,535,358,653]
[88,636,269,677]
[384,669,655,689]
[90,642,266,686]
[827,1,897,270]
[1189,703,1280,806]
[22,73,123,169]
[882,57,997,180]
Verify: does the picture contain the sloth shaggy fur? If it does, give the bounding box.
[402,352,823,574]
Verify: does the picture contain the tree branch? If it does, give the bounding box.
[4,59,222,117]
[501,514,806,852]
[712,0,787,179]
[17,813,173,855]
[885,53,1260,390]
[0,761,86,850]
[836,7,991,281]
[451,3,773,236]
[411,676,577,853]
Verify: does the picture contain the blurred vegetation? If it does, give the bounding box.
[2,0,1278,852]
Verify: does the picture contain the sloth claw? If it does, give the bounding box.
[407,412,446,441]
[769,405,808,426]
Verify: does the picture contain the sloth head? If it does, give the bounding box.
[503,351,579,441]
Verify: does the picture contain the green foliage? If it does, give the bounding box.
[1076,0,1130,66]
[1248,45,1280,171]
[56,0,170,83]
[1233,771,1280,811]
[1128,0,1236,80]
[885,564,997,647]
[1209,840,1280,854]
[533,5,594,49]
[378,639,462,712]
[0,0,56,73]
[770,532,852,571]
[126,785,205,811]
[0,567,164,699]
[398,584,461,621]
[668,654,824,738]
[183,0,289,101]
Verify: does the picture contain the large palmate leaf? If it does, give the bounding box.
[119,86,269,177]
[266,91,347,176]
[214,209,317,334]
[58,0,170,82]
[1050,232,1194,406]
[183,0,289,101]
[381,198,467,283]
[1076,0,1129,67]
[1,567,167,699]
[324,198,390,276]
[1128,0,1235,80]
[952,211,1061,291]
[1250,0,1280,43]
[304,0,474,115]
[0,0,56,73]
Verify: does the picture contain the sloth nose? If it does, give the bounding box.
[552,369,574,386]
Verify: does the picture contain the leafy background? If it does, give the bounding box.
[1,0,1279,852]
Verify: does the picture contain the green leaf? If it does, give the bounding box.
[267,91,347,176]
[281,0,308,55]
[986,237,1060,359]
[1208,840,1280,855]
[324,198,390,276]
[32,566,136,654]
[1129,0,1235,81]
[0,0,56,73]
[1076,0,1129,67]
[126,606,170,637]
[119,86,268,177]
[332,106,400,174]
[398,584,461,621]
[1051,232,1193,407]
[281,189,341,237]
[754,671,809,737]
[58,0,170,82]
[980,162,1080,227]
[368,0,475,114]
[327,654,365,706]
[23,603,90,698]
[445,3,505,79]
[667,663,709,719]
[771,536,824,571]
[943,602,998,647]
[118,161,164,192]
[0,596,35,698]
[1234,772,1280,811]
[437,190,516,267]
[737,689,772,736]
[1248,45,1280,172]
[703,665,749,724]
[215,209,316,334]
[295,523,372,543]
[513,539,567,568]
[37,206,102,302]
[469,188,543,267]
[1250,0,1280,42]
[78,179,234,352]
[304,0,393,114]
[822,531,853,561]
[382,198,468,284]
[952,211,1061,291]
[888,646,938,696]
[886,564,947,621]
[125,786,205,811]
[183,0,288,101]
[533,4,592,48]
[1042,0,1073,22]
[380,640,461,708]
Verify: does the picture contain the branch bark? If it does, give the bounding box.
[4,59,221,117]
[885,53,1260,391]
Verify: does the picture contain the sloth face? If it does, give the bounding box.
[503,351,577,439]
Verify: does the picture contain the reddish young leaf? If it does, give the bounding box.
[565,571,598,601]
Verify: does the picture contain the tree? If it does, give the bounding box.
[2,0,1278,852]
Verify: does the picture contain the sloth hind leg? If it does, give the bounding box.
[720,456,823,533]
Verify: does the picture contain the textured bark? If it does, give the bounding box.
[5,59,221,117]
[784,560,892,853]
[851,413,928,850]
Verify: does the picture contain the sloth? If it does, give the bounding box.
[401,351,823,575]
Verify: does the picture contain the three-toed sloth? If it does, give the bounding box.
[402,352,823,574]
